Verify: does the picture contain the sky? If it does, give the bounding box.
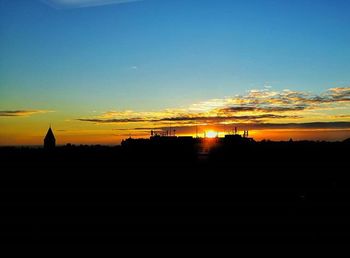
[1,0,350,145]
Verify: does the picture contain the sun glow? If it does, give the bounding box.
[206,130,218,138]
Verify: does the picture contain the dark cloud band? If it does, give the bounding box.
[77,114,297,124]
[0,110,50,117]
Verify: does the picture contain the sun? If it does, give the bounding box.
[206,131,217,138]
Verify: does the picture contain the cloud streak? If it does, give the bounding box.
[0,110,52,117]
[41,0,143,9]
[219,105,307,113]
[78,114,297,124]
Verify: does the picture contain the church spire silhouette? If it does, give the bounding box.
[44,126,56,149]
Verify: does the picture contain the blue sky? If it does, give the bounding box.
[1,0,350,144]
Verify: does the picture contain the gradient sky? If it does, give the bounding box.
[1,0,350,145]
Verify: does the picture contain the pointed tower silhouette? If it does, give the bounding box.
[44,126,56,149]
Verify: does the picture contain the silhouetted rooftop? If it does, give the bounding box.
[44,127,55,142]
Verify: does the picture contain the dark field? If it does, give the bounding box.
[1,140,350,255]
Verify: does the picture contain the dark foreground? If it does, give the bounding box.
[1,140,350,256]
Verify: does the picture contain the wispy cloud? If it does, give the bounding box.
[78,87,350,126]
[332,114,350,119]
[0,110,52,117]
[196,87,350,114]
[77,114,297,124]
[219,105,307,113]
[41,0,143,9]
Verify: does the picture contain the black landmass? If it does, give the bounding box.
[1,138,350,256]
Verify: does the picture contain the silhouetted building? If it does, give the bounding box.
[223,134,255,144]
[44,127,56,149]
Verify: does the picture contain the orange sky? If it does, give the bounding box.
[1,87,349,145]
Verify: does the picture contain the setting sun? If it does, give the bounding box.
[206,131,218,138]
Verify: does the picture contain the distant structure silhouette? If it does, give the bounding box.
[122,127,256,151]
[222,128,255,144]
[44,126,56,149]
